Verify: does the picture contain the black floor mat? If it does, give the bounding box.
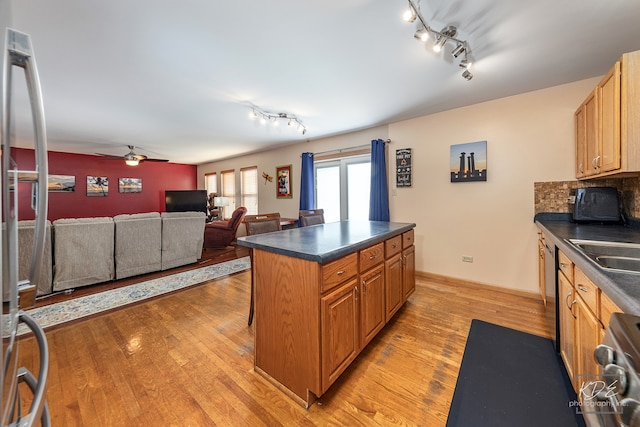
[446,319,585,427]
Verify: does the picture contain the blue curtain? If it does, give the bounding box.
[299,152,315,223]
[369,139,390,221]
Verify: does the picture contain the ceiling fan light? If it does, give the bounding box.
[125,159,139,166]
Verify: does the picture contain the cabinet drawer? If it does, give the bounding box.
[385,236,402,259]
[360,242,384,272]
[402,229,414,249]
[322,252,358,293]
[600,291,622,329]
[558,250,574,284]
[574,268,599,318]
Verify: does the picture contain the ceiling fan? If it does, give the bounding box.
[96,145,169,166]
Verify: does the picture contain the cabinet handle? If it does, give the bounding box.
[337,269,346,276]
[565,292,577,318]
[369,255,376,260]
[392,244,397,249]
[560,262,569,268]
[362,280,366,292]
[577,285,588,293]
[355,286,358,301]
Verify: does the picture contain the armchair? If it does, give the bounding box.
[203,206,247,249]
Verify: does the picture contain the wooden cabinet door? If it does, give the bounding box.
[558,272,576,389]
[321,278,359,391]
[360,264,385,347]
[575,104,587,178]
[537,237,546,306]
[402,245,415,300]
[584,89,600,176]
[599,61,621,173]
[385,253,403,321]
[575,296,603,396]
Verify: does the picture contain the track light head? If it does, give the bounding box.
[451,43,465,58]
[414,26,429,43]
[459,59,471,69]
[403,7,417,23]
[462,69,473,81]
[433,26,456,53]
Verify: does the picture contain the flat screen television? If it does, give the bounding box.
[164,190,207,214]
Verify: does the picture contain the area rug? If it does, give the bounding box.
[446,319,585,427]
[18,256,250,336]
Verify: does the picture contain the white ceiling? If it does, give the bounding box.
[6,0,640,165]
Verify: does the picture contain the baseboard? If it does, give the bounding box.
[416,270,541,301]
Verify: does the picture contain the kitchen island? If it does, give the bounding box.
[236,220,416,408]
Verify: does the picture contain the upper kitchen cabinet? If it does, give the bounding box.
[575,50,640,179]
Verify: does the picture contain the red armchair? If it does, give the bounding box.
[203,207,247,249]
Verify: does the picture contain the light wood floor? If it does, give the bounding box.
[16,271,550,426]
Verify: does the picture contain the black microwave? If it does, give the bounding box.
[572,187,622,223]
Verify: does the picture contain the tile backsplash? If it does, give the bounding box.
[534,176,640,218]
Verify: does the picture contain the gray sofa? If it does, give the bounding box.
[8,211,206,297]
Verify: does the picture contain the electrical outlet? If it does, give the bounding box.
[462,255,473,263]
[568,195,576,204]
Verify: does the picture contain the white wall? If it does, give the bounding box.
[198,78,600,293]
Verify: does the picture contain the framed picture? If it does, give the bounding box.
[48,174,75,192]
[450,141,487,182]
[87,176,109,196]
[119,177,142,193]
[276,164,292,198]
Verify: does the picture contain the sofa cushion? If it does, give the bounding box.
[113,212,162,279]
[52,217,115,291]
[160,212,206,270]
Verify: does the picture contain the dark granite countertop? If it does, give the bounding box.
[236,220,416,264]
[534,213,640,315]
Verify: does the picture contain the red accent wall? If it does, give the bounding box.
[11,148,197,221]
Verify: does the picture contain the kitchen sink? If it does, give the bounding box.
[566,239,640,274]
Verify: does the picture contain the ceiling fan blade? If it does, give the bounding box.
[141,158,169,162]
[95,153,125,160]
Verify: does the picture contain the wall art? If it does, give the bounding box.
[396,148,412,187]
[450,141,487,183]
[48,174,75,192]
[87,176,108,196]
[276,164,292,198]
[119,177,142,193]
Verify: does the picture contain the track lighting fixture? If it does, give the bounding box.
[249,107,306,135]
[402,0,474,81]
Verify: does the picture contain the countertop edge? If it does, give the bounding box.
[237,222,416,263]
[535,219,640,316]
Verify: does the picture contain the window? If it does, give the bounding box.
[315,154,370,222]
[220,169,236,219]
[205,172,217,195]
[241,166,258,215]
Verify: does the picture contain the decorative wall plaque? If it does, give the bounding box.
[396,148,412,187]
